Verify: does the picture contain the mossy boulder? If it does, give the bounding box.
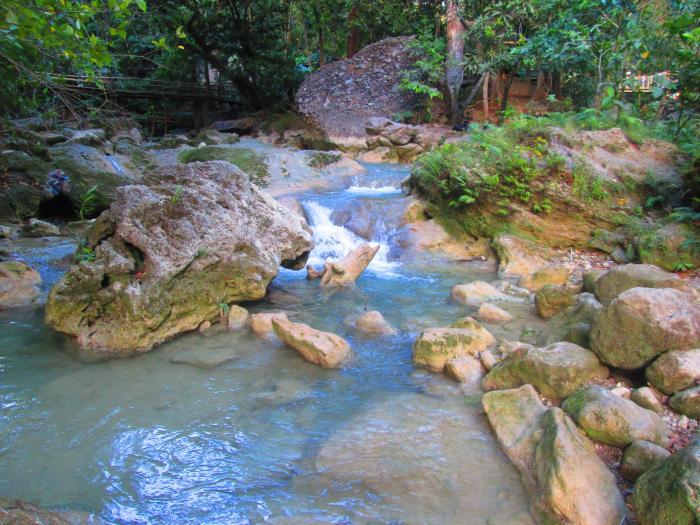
[413,327,493,372]
[562,386,670,448]
[482,341,609,400]
[621,440,671,481]
[645,349,700,395]
[535,284,575,319]
[178,146,269,185]
[593,263,692,305]
[45,161,313,360]
[590,287,700,369]
[194,129,240,145]
[669,385,700,419]
[632,438,700,525]
[539,292,603,348]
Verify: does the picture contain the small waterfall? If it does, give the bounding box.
[303,201,400,277]
[345,175,401,195]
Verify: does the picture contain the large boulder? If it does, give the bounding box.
[492,235,549,279]
[590,287,700,369]
[669,385,700,419]
[482,385,628,525]
[482,342,609,400]
[45,161,313,360]
[413,327,493,372]
[645,349,700,395]
[562,386,670,448]
[621,440,671,481]
[593,264,692,305]
[0,261,41,309]
[632,438,700,525]
[272,318,352,368]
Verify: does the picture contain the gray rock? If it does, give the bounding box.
[21,218,60,237]
[669,385,700,419]
[539,292,602,347]
[593,263,692,305]
[645,348,700,395]
[621,440,671,481]
[631,387,665,414]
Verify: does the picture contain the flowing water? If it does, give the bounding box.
[0,159,547,524]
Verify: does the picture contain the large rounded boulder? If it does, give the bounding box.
[590,287,700,369]
[593,264,692,305]
[45,161,313,360]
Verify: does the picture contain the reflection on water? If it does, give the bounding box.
[0,161,541,524]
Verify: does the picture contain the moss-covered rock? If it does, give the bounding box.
[593,263,692,305]
[636,223,700,272]
[413,327,493,372]
[645,349,700,395]
[535,284,575,319]
[178,146,269,185]
[482,341,609,400]
[632,438,700,525]
[0,260,41,308]
[621,440,671,481]
[540,292,603,347]
[669,385,700,419]
[591,287,700,369]
[45,161,313,360]
[562,386,670,448]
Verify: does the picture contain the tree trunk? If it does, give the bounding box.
[482,71,489,120]
[534,69,546,101]
[552,71,562,99]
[498,71,516,124]
[346,3,360,58]
[463,73,486,108]
[446,0,466,124]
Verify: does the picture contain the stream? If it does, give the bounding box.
[0,158,547,524]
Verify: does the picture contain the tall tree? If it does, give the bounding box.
[446,0,466,123]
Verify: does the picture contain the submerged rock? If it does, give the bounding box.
[590,287,700,370]
[562,386,670,448]
[413,327,494,372]
[593,263,691,305]
[632,438,700,525]
[272,318,352,368]
[482,385,628,525]
[0,261,41,309]
[247,312,289,338]
[45,161,313,360]
[482,342,609,400]
[645,349,700,395]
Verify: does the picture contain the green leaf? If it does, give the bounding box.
[136,0,147,12]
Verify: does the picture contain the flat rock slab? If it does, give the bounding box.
[272,318,352,368]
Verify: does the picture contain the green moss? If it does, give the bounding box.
[306,151,341,169]
[177,146,269,186]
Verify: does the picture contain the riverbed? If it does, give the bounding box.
[0,157,547,524]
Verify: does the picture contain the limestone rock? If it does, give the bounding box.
[0,261,41,309]
[482,342,609,400]
[632,438,700,525]
[482,386,628,525]
[519,265,571,292]
[448,316,496,346]
[248,312,289,337]
[477,303,513,324]
[645,349,700,395]
[593,263,692,305]
[540,292,603,347]
[492,235,549,279]
[318,243,379,287]
[669,385,700,419]
[354,310,396,336]
[272,318,352,368]
[413,327,493,372]
[631,387,665,414]
[451,281,508,307]
[226,305,249,331]
[621,440,671,481]
[535,284,575,319]
[445,355,484,383]
[562,386,670,448]
[45,162,313,360]
[21,219,60,237]
[590,287,700,369]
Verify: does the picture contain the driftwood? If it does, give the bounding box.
[306,243,380,287]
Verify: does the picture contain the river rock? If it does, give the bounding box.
[353,310,395,336]
[621,440,671,481]
[669,385,700,419]
[413,327,493,372]
[450,281,508,307]
[170,345,238,369]
[444,355,484,383]
[562,386,670,447]
[448,316,496,345]
[21,218,60,237]
[590,287,700,369]
[272,318,351,368]
[0,225,15,239]
[65,128,106,146]
[535,284,575,319]
[0,261,41,309]
[631,387,665,414]
[480,349,497,370]
[227,305,249,331]
[317,243,379,287]
[583,269,606,293]
[477,303,513,324]
[492,235,550,278]
[519,265,571,292]
[0,497,71,524]
[482,385,628,525]
[45,162,313,360]
[482,342,609,400]
[593,263,692,305]
[248,312,289,337]
[632,437,700,525]
[539,292,603,347]
[645,349,700,395]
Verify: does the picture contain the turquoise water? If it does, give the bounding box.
[0,162,542,524]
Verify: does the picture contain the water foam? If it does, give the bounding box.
[345,185,401,196]
[303,201,400,277]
